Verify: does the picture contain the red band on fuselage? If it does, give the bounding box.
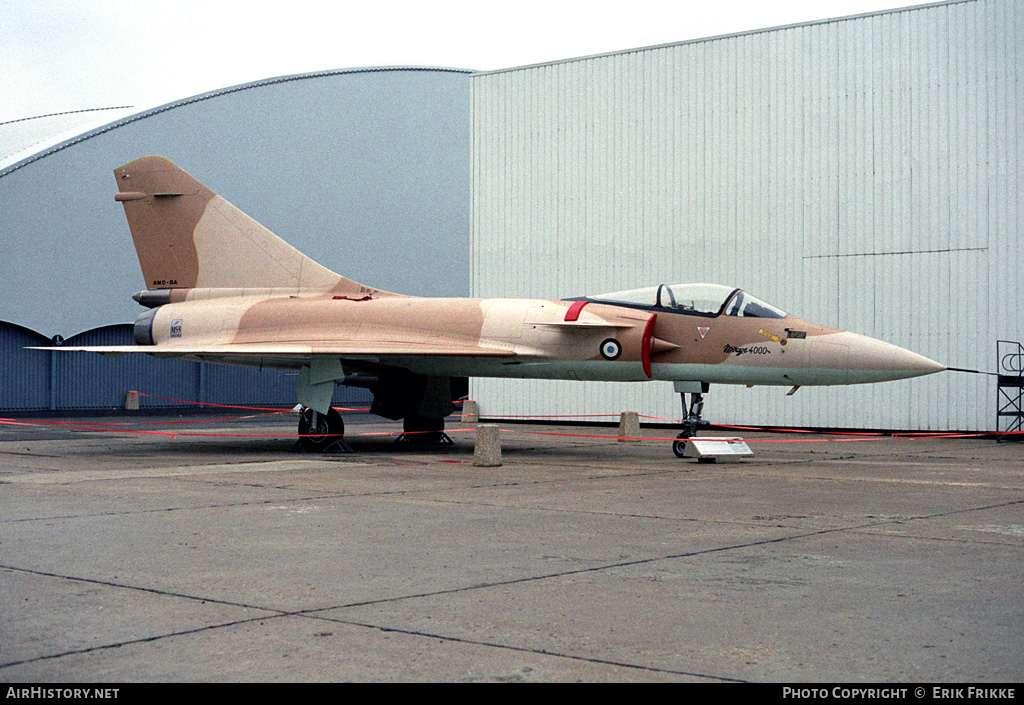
[641,314,657,378]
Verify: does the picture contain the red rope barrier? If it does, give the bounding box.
[3,390,1015,443]
[130,391,295,412]
[0,415,480,441]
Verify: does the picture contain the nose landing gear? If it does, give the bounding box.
[673,382,710,458]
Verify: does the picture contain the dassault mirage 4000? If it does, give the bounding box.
[47,156,945,452]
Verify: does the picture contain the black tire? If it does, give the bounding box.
[673,432,690,458]
[403,414,444,445]
[298,407,344,452]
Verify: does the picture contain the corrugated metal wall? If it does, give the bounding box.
[1,322,370,412]
[470,0,1022,431]
[1,323,52,410]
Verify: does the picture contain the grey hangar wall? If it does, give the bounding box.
[0,67,471,412]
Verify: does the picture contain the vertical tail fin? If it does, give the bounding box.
[113,156,370,294]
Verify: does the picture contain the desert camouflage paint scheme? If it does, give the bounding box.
[48,157,944,442]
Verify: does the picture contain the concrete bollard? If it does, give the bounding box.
[618,411,640,442]
[473,424,502,467]
[461,399,480,423]
[125,390,140,411]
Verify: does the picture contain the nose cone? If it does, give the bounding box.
[806,331,945,384]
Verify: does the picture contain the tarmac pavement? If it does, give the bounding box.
[1,411,1021,683]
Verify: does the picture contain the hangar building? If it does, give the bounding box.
[0,67,471,412]
[470,0,1022,432]
[2,0,1020,432]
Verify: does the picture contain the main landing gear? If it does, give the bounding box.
[672,383,710,459]
[295,407,352,453]
[396,414,453,447]
[294,408,452,452]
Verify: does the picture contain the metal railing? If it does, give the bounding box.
[996,340,1024,438]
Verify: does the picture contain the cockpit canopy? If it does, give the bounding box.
[580,283,787,318]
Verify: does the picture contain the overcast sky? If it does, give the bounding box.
[3,0,921,147]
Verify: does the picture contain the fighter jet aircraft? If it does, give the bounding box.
[46,156,945,452]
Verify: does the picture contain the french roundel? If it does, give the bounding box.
[600,338,622,360]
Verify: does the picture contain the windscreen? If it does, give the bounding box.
[723,291,787,318]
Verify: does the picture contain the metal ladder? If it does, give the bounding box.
[996,340,1024,440]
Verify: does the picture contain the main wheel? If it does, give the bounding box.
[298,407,344,452]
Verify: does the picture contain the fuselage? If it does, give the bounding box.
[132,285,945,387]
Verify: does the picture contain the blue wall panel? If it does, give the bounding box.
[2,321,371,412]
[0,322,52,411]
